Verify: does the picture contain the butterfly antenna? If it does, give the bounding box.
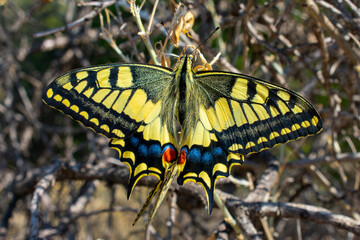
[191,26,220,54]
[160,21,177,47]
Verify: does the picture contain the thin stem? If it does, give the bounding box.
[130,1,159,65]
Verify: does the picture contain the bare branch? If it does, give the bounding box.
[29,160,61,240]
[33,0,117,38]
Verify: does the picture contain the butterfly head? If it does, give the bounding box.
[178,45,197,63]
[174,49,196,79]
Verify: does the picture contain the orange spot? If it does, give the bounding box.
[163,146,177,163]
[178,149,187,165]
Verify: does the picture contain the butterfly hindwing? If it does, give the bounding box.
[177,135,243,211]
[109,124,178,197]
[42,64,179,197]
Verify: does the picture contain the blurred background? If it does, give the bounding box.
[0,0,359,239]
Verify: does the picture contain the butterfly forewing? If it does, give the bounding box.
[195,71,322,155]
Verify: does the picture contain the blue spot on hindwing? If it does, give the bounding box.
[130,137,139,147]
[189,148,201,162]
[212,147,224,157]
[138,144,148,156]
[149,144,161,157]
[202,152,212,163]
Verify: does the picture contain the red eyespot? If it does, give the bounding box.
[178,149,187,165]
[162,145,177,163]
